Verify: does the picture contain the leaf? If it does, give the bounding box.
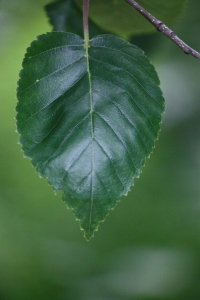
[74,0,187,39]
[16,32,164,240]
[45,0,103,38]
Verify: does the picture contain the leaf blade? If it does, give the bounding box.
[16,32,164,239]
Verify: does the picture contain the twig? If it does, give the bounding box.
[125,0,200,60]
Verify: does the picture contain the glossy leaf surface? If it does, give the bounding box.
[75,0,187,39]
[45,0,103,38]
[16,32,164,239]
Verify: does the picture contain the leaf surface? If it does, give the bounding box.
[75,0,187,39]
[45,0,102,38]
[16,32,164,239]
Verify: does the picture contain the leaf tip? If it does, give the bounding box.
[84,231,94,241]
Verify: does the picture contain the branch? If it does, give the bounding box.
[125,0,200,60]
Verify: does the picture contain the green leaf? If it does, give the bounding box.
[75,0,187,39]
[45,0,103,38]
[16,32,164,240]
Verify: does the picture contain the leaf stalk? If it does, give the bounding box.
[83,0,90,44]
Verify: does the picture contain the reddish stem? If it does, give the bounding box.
[83,0,89,42]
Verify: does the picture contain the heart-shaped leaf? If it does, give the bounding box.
[75,0,187,38]
[16,32,164,239]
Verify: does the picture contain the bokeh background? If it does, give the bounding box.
[1,0,200,299]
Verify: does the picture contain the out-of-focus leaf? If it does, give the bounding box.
[16,32,164,239]
[75,0,187,39]
[45,0,103,38]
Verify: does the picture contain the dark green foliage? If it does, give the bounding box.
[16,32,164,239]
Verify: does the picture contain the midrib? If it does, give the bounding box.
[85,41,94,236]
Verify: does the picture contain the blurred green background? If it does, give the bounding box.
[1,0,200,299]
